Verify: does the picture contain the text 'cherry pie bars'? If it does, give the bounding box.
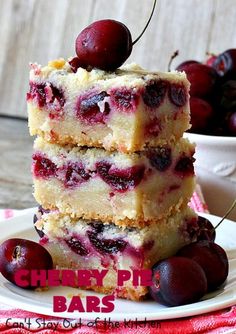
[28,59,199,301]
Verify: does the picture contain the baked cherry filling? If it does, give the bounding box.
[169,83,187,107]
[27,82,65,118]
[142,80,168,108]
[65,222,128,256]
[63,162,91,188]
[96,161,145,192]
[110,88,139,112]
[174,155,195,177]
[76,91,110,124]
[66,237,89,256]
[87,231,127,255]
[146,147,172,172]
[89,221,104,233]
[33,154,144,192]
[145,118,162,136]
[32,153,57,179]
[142,80,188,109]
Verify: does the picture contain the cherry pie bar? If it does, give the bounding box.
[34,206,198,301]
[27,60,190,153]
[28,58,197,301]
[32,137,195,227]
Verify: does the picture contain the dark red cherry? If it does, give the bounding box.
[227,112,236,135]
[219,80,236,110]
[177,241,229,291]
[0,238,53,288]
[189,97,214,133]
[213,49,236,77]
[149,257,207,306]
[176,62,217,98]
[75,20,132,71]
[196,216,216,242]
[75,0,157,71]
[176,60,200,71]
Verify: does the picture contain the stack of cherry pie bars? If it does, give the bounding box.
[27,58,198,301]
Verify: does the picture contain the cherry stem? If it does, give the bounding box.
[214,198,236,230]
[132,0,157,46]
[168,50,179,72]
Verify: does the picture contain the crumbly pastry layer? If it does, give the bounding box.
[27,60,190,152]
[35,206,198,301]
[32,137,195,227]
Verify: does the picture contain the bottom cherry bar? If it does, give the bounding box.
[34,205,198,301]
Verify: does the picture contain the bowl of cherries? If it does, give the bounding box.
[176,49,236,221]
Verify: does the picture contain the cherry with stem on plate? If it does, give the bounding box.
[197,198,236,242]
[75,0,157,71]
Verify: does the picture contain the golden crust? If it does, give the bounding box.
[30,127,180,154]
[35,197,189,229]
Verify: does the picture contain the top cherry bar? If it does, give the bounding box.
[27,59,190,153]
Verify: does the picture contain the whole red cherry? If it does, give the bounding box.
[177,241,229,292]
[0,238,53,289]
[212,49,236,77]
[189,97,213,132]
[149,256,207,306]
[177,62,218,98]
[227,111,236,135]
[75,20,132,71]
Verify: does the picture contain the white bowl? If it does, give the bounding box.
[184,132,236,221]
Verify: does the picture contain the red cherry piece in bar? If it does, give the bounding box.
[66,237,89,256]
[32,154,57,179]
[76,91,110,124]
[88,231,127,255]
[75,20,132,71]
[96,161,145,192]
[169,83,188,107]
[142,80,168,108]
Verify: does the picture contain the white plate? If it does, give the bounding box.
[0,209,235,321]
